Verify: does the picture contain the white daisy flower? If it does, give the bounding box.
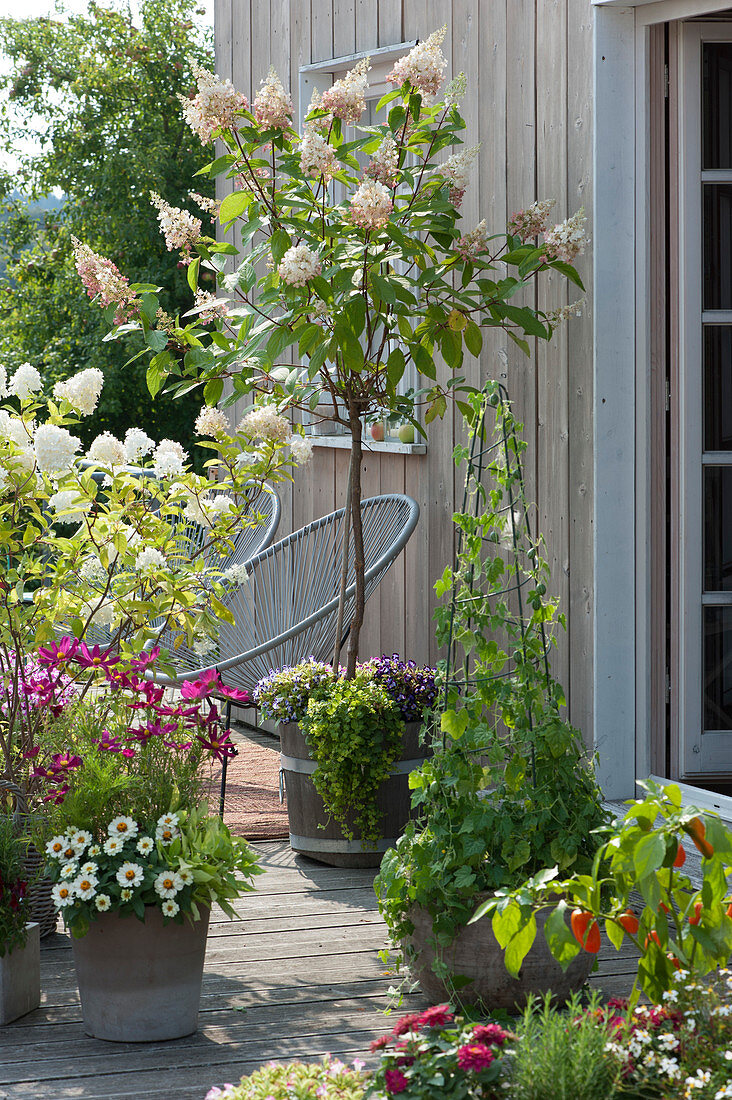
[94,893,111,912]
[161,899,180,917]
[157,812,179,828]
[70,829,92,853]
[116,862,144,888]
[60,862,78,880]
[136,836,155,856]
[87,844,102,858]
[120,888,133,902]
[155,816,180,845]
[80,861,98,877]
[45,835,68,859]
[74,874,98,900]
[108,816,139,841]
[154,870,184,899]
[103,836,125,856]
[51,882,75,908]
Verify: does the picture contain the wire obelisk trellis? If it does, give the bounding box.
[440,380,559,787]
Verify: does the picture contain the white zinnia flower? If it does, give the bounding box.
[177,868,194,886]
[161,899,180,917]
[154,870,184,899]
[60,862,78,880]
[34,423,81,475]
[116,861,144,888]
[73,874,98,900]
[108,816,139,841]
[53,367,104,415]
[88,431,126,467]
[120,887,133,902]
[70,830,92,853]
[136,836,155,856]
[46,835,68,860]
[135,546,167,573]
[103,836,125,856]
[95,893,112,912]
[8,362,42,399]
[51,882,75,908]
[80,862,98,877]
[124,427,156,462]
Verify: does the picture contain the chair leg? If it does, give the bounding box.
[219,699,232,818]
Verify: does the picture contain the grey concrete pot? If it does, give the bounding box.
[0,922,41,1025]
[407,900,594,1012]
[71,906,210,1042]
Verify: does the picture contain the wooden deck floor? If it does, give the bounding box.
[0,830,700,1100]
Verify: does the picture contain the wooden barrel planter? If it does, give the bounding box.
[407,896,595,1012]
[279,720,426,868]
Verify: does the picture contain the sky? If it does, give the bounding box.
[0,0,214,178]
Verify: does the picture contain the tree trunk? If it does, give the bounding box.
[345,410,365,678]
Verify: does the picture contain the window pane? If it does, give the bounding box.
[703,185,732,309]
[704,607,732,730]
[704,467,732,590]
[703,43,732,169]
[704,327,732,450]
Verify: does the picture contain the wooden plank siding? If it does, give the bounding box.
[215,1,596,744]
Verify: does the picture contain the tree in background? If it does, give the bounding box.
[0,0,214,449]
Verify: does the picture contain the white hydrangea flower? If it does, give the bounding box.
[150,191,202,255]
[154,870,184,899]
[88,431,126,467]
[0,468,10,497]
[179,62,248,144]
[289,434,313,466]
[8,362,42,399]
[53,367,104,415]
[79,556,108,587]
[544,208,587,263]
[195,406,230,437]
[0,366,7,398]
[135,546,166,573]
[456,219,489,261]
[321,57,370,124]
[124,427,156,462]
[155,450,186,478]
[82,598,116,629]
[433,144,480,208]
[193,289,228,322]
[188,190,220,216]
[364,135,399,186]
[239,405,290,444]
[253,67,292,129]
[193,634,218,657]
[34,423,81,474]
[300,127,338,181]
[222,562,249,587]
[49,489,90,526]
[386,27,447,97]
[349,179,393,230]
[235,450,259,470]
[508,199,556,240]
[278,244,321,287]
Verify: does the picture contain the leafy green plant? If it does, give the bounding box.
[84,33,585,675]
[301,669,404,849]
[0,813,30,956]
[507,992,622,1100]
[375,390,608,993]
[472,780,732,1005]
[204,1057,367,1100]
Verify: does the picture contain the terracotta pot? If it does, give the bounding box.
[407,899,595,1012]
[279,720,427,868]
[71,906,210,1042]
[0,923,40,1025]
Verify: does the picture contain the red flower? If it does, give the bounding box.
[384,1069,409,1094]
[416,1004,454,1029]
[456,1043,495,1072]
[370,1035,390,1052]
[472,1023,508,1046]
[391,1013,423,1036]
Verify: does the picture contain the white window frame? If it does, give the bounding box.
[298,43,427,456]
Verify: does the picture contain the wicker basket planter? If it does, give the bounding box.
[279,720,427,868]
[0,780,56,938]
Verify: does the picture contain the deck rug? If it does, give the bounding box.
[220,736,290,841]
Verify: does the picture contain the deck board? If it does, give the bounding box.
[0,835,686,1100]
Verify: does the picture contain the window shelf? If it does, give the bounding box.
[309,434,426,455]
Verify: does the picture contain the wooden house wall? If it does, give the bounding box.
[214,0,595,742]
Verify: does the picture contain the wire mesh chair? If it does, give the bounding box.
[152,493,420,694]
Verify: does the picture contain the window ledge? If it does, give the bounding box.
[309,434,426,455]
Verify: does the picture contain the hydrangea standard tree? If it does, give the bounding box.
[80,28,586,676]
